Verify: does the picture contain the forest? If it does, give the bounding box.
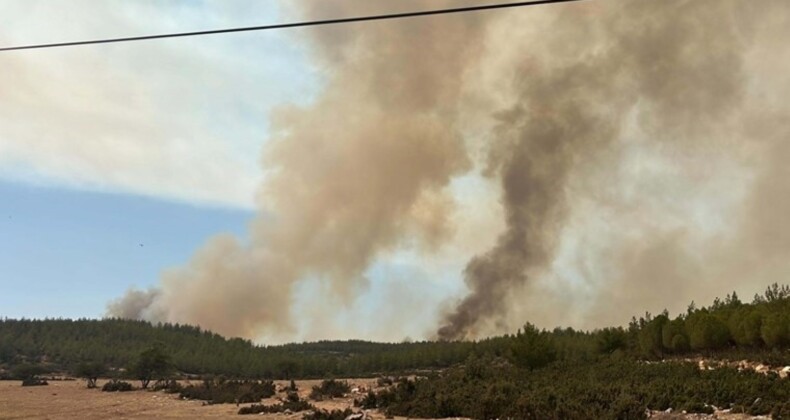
[1,284,789,418]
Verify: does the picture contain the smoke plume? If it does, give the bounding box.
[439,0,790,339]
[108,0,492,339]
[108,0,790,342]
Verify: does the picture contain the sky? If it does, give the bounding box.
[0,179,251,319]
[0,1,483,341]
[0,1,308,316]
[2,0,789,344]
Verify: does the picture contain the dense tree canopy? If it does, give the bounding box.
[0,284,788,381]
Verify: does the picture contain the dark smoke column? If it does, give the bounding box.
[438,0,751,340]
[435,0,624,341]
[437,87,621,340]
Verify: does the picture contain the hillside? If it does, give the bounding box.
[0,317,488,378]
[1,284,790,418]
[1,284,789,380]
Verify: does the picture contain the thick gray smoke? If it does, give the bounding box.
[107,0,790,342]
[438,0,787,339]
[108,0,493,339]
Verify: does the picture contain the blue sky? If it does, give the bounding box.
[0,1,482,339]
[0,0,312,318]
[0,180,252,319]
[2,0,786,343]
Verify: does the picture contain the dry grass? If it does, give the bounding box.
[0,379,401,420]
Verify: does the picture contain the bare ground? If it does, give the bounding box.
[0,379,415,420]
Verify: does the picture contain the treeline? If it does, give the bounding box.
[631,283,790,358]
[356,284,790,419]
[0,318,488,378]
[1,284,788,379]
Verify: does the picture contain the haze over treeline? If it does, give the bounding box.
[7,283,790,379]
[109,0,790,343]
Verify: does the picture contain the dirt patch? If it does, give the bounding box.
[0,379,458,420]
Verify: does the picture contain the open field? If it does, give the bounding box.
[0,379,408,420]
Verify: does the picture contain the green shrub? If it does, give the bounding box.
[355,391,378,409]
[237,398,314,415]
[303,408,354,420]
[21,377,48,387]
[179,379,274,404]
[152,379,183,393]
[309,379,350,400]
[102,380,133,392]
[373,359,790,419]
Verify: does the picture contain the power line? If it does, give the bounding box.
[0,0,587,52]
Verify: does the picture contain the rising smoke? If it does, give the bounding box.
[109,0,790,342]
[438,0,757,339]
[108,0,491,339]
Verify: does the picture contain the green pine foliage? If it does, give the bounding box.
[0,318,486,378]
[74,361,106,388]
[128,344,173,389]
[372,356,790,419]
[0,284,788,418]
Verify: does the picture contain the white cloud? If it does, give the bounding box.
[0,0,318,208]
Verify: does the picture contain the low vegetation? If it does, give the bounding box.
[368,357,790,418]
[21,377,48,386]
[101,380,133,392]
[303,408,355,420]
[309,379,351,401]
[238,392,314,415]
[178,378,275,404]
[151,379,183,393]
[0,283,788,418]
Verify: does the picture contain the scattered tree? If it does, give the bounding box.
[75,361,106,388]
[128,345,172,389]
